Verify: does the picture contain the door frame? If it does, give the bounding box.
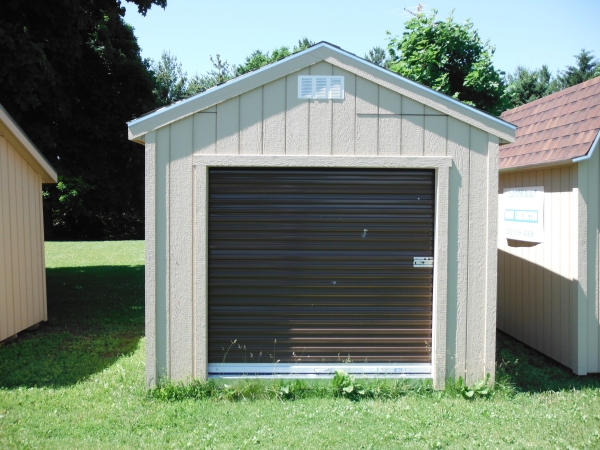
[193,154,451,388]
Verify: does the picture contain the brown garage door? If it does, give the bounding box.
[208,168,434,370]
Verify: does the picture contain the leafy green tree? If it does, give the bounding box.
[0,0,165,239]
[153,51,189,106]
[554,49,599,90]
[180,38,315,100]
[505,65,553,107]
[235,39,314,77]
[387,10,509,116]
[364,46,390,68]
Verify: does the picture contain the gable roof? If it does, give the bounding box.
[0,103,57,183]
[499,76,600,170]
[128,42,515,144]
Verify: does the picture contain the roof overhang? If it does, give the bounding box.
[128,42,516,145]
[499,129,600,172]
[0,104,58,183]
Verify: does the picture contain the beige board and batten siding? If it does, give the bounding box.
[0,134,48,341]
[144,59,503,387]
[498,149,600,375]
[498,166,579,370]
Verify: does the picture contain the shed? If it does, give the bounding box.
[128,42,515,388]
[497,76,600,375]
[0,103,57,342]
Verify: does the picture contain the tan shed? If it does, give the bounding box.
[0,103,57,342]
[128,42,515,388]
[498,76,600,375]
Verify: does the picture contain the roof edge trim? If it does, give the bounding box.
[572,130,600,163]
[499,159,575,173]
[0,104,58,183]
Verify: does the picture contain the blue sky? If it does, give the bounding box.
[124,0,600,78]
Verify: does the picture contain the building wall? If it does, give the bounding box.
[145,62,500,386]
[0,134,47,341]
[498,166,579,370]
[576,142,600,374]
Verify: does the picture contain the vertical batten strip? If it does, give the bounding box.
[446,118,470,380]
[434,166,449,388]
[39,172,48,322]
[155,126,170,379]
[145,131,157,386]
[195,164,208,379]
[576,160,588,374]
[169,117,194,380]
[569,164,579,371]
[484,135,499,381]
[465,127,488,384]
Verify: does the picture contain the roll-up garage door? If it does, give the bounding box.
[208,168,434,376]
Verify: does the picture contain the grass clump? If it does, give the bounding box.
[149,371,511,403]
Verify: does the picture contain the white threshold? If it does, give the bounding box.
[208,363,432,379]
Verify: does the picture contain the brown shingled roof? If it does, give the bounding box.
[499,76,600,169]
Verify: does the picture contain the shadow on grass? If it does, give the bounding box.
[0,265,144,388]
[496,330,600,393]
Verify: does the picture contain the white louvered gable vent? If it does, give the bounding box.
[298,76,345,100]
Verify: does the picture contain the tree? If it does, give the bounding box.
[153,51,189,106]
[235,38,314,77]
[554,49,599,90]
[387,10,509,116]
[505,65,553,107]
[165,38,316,103]
[0,0,165,239]
[364,46,390,68]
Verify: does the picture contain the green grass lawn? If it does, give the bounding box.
[2,241,600,448]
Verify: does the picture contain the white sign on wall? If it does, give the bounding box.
[501,186,544,243]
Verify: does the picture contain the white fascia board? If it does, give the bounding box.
[0,103,58,183]
[128,42,516,143]
[573,130,600,163]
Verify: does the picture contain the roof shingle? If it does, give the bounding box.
[500,77,600,169]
